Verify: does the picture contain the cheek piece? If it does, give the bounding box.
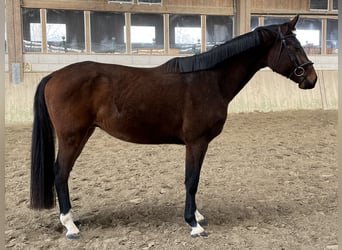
[277,27,314,82]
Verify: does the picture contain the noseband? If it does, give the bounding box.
[276,28,314,80]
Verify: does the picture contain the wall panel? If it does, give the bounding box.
[22,0,234,15]
[252,0,310,13]
[5,69,337,124]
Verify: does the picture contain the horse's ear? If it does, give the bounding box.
[288,15,299,30]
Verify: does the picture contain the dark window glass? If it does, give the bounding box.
[22,8,41,52]
[310,0,328,10]
[46,9,85,53]
[169,14,201,54]
[250,16,259,30]
[326,19,338,54]
[108,0,132,2]
[138,0,161,3]
[264,17,291,26]
[333,0,338,10]
[90,12,126,53]
[206,15,233,51]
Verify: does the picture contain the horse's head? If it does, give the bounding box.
[260,15,317,89]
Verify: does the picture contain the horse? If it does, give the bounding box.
[30,15,317,239]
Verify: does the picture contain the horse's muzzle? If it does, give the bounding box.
[298,75,317,89]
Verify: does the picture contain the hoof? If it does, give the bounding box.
[66,233,81,240]
[190,223,208,238]
[191,231,209,238]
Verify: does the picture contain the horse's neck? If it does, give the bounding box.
[217,44,270,104]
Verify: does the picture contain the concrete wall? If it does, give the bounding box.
[5,54,338,124]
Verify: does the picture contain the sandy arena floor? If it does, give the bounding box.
[5,110,337,249]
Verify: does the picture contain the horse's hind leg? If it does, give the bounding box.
[54,127,95,239]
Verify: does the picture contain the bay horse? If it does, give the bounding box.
[30,16,317,239]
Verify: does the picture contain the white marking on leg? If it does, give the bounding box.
[195,210,205,222]
[191,223,205,236]
[60,211,80,239]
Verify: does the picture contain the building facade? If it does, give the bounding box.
[4,0,338,123]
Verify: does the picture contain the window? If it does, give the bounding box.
[130,13,164,54]
[169,14,201,54]
[264,17,291,26]
[90,12,126,53]
[22,8,41,52]
[333,0,338,10]
[326,19,338,54]
[206,15,233,51]
[250,16,259,30]
[46,9,85,53]
[310,0,328,10]
[296,18,322,54]
[138,0,162,3]
[108,0,132,3]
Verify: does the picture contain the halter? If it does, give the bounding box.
[276,27,314,80]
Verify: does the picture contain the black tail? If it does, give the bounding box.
[30,74,56,210]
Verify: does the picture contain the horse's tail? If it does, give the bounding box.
[30,74,56,210]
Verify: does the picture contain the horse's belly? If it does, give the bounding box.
[99,117,184,145]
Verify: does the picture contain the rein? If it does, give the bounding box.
[276,27,314,80]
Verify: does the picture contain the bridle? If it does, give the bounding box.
[274,27,314,80]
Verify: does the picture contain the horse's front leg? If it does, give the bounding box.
[184,142,209,237]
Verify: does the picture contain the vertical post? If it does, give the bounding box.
[84,11,91,53]
[6,1,15,82]
[321,18,327,55]
[235,0,251,36]
[125,12,131,54]
[339,6,342,248]
[6,0,23,83]
[201,15,206,53]
[41,9,47,53]
[13,0,23,82]
[164,14,169,55]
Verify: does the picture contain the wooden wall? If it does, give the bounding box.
[5,69,338,124]
[8,0,236,81]
[5,0,338,122]
[251,0,337,14]
[252,0,309,13]
[22,0,234,15]
[21,0,337,15]
[229,70,338,113]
